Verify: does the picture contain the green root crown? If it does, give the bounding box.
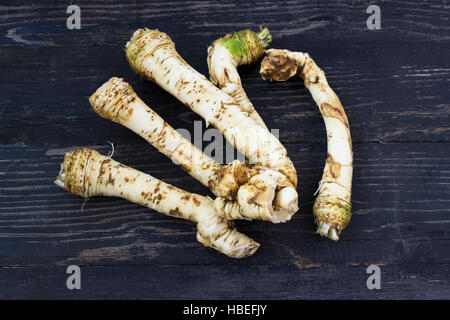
[219,26,272,63]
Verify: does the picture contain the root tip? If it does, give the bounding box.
[316,222,341,241]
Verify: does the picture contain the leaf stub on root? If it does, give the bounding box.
[217,27,270,64]
[207,27,272,128]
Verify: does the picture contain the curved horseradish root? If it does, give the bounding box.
[54,148,259,258]
[260,49,353,241]
[90,77,292,222]
[125,28,298,223]
[207,27,271,129]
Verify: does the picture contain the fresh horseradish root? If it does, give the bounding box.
[90,77,294,222]
[125,28,299,223]
[207,27,271,129]
[54,148,259,258]
[125,28,296,185]
[90,77,223,196]
[260,49,353,241]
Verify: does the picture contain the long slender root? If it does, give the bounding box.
[89,77,225,196]
[54,148,260,258]
[260,49,353,241]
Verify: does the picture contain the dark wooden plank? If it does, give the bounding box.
[0,0,449,300]
[0,41,449,144]
[1,1,449,145]
[1,264,449,299]
[0,0,448,46]
[0,143,449,269]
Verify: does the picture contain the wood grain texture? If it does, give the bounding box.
[0,0,449,299]
[0,143,449,298]
[0,0,448,46]
[1,264,449,299]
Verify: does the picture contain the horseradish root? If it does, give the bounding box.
[90,77,225,197]
[90,77,294,222]
[125,28,296,184]
[54,148,259,258]
[260,49,353,241]
[125,28,298,223]
[207,27,271,128]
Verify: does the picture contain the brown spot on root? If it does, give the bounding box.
[226,220,235,229]
[233,163,255,185]
[208,179,217,192]
[169,207,182,217]
[325,153,342,179]
[181,194,191,201]
[221,101,234,108]
[260,53,297,81]
[247,196,257,205]
[223,67,231,81]
[107,172,115,186]
[348,136,354,157]
[201,162,210,170]
[153,181,161,194]
[96,158,110,186]
[179,162,192,173]
[192,197,201,207]
[212,162,255,199]
[320,102,349,127]
[127,106,134,118]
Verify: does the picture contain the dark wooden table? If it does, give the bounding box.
[0,0,449,299]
